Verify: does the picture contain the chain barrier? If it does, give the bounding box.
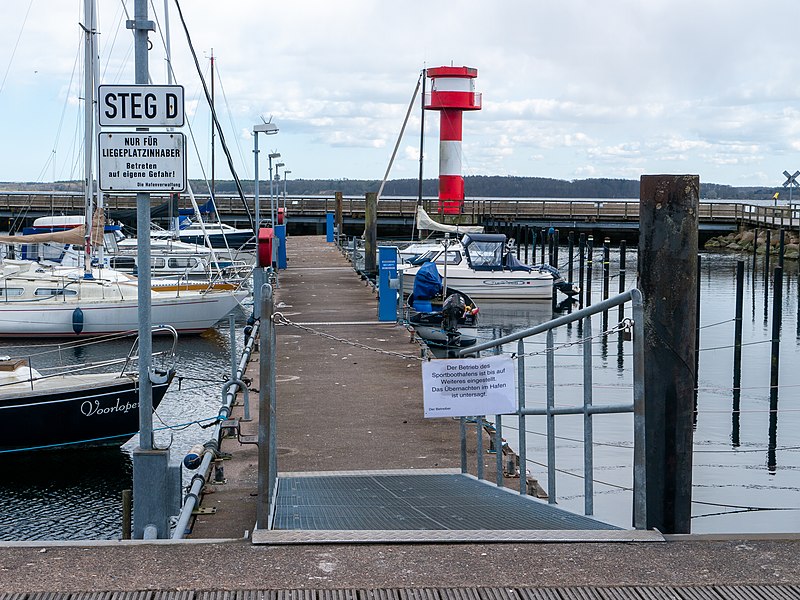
[272,311,430,361]
[510,317,634,360]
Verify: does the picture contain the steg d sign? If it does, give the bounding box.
[98,85,184,128]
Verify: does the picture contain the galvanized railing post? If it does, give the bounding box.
[476,416,484,480]
[517,339,527,494]
[257,283,277,530]
[546,329,556,503]
[583,314,594,515]
[494,414,504,487]
[460,417,467,473]
[631,287,647,529]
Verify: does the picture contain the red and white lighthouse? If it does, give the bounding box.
[424,66,482,215]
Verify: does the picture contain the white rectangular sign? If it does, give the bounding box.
[422,355,517,418]
[98,132,186,192]
[98,85,184,127]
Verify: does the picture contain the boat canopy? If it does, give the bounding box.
[415,206,483,234]
[462,233,508,271]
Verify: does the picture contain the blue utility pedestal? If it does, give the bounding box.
[378,246,398,322]
[325,213,335,242]
[275,225,287,269]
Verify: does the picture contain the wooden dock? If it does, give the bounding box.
[1,236,800,594]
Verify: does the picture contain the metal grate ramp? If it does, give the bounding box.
[252,469,664,544]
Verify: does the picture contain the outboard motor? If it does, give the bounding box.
[441,293,466,333]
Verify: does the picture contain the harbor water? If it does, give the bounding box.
[1,248,799,540]
[0,308,249,541]
[482,249,800,534]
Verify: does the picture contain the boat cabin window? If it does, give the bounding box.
[417,250,462,265]
[0,287,24,297]
[168,257,198,269]
[110,257,136,270]
[34,288,78,297]
[151,258,166,268]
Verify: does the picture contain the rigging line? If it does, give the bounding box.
[522,456,632,491]
[34,33,83,185]
[378,70,423,200]
[500,420,800,453]
[691,499,799,512]
[0,0,35,97]
[213,60,251,180]
[173,0,254,232]
[698,338,773,352]
[101,1,128,83]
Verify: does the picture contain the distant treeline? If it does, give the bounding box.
[0,176,787,200]
[204,176,785,201]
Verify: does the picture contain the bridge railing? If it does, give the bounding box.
[2,191,798,232]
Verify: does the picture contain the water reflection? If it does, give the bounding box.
[0,448,131,540]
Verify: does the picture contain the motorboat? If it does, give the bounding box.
[0,260,246,337]
[401,233,579,301]
[405,261,479,357]
[150,220,254,250]
[0,326,177,453]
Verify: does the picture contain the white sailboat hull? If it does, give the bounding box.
[0,291,245,337]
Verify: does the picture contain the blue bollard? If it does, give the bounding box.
[378,246,398,321]
[325,213,335,242]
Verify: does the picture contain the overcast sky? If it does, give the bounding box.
[2,0,800,191]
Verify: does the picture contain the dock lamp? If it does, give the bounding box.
[253,122,278,244]
[268,152,281,230]
[283,170,291,210]
[252,122,278,315]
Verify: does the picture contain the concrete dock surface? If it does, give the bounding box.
[1,235,800,595]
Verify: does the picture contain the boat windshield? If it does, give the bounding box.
[464,239,505,270]
[416,249,462,265]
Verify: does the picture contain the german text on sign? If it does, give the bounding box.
[98,85,185,127]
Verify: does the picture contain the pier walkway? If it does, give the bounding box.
[0,236,799,595]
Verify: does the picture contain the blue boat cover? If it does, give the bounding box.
[413,261,442,300]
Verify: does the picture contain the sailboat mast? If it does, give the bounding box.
[82,0,96,277]
[210,48,215,202]
[413,68,427,242]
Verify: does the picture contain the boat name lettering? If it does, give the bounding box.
[81,397,139,417]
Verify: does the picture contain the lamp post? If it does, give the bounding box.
[275,162,285,220]
[253,122,278,259]
[252,123,278,319]
[268,152,281,230]
[283,170,291,210]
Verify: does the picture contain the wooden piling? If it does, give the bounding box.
[553,229,560,267]
[617,240,627,322]
[638,174,698,534]
[585,235,594,307]
[778,229,785,269]
[732,260,744,447]
[770,266,783,393]
[364,191,377,275]
[335,191,343,241]
[578,233,586,309]
[567,231,575,283]
[602,238,610,301]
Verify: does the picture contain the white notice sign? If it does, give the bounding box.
[98,132,186,192]
[421,355,516,418]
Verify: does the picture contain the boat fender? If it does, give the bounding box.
[183,444,205,469]
[149,366,171,385]
[72,307,84,335]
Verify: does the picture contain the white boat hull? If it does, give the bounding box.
[403,269,554,301]
[0,291,245,337]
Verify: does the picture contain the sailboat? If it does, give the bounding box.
[0,1,247,338]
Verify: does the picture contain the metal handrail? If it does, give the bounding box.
[171,317,260,540]
[458,288,646,529]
